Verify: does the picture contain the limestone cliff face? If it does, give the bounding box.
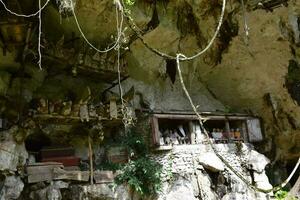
[0,0,299,163]
[1,1,300,199]
[112,0,300,161]
[121,0,300,162]
[199,5,300,161]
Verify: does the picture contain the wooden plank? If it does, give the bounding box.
[33,114,98,124]
[153,113,250,120]
[225,121,230,135]
[247,118,263,142]
[27,164,63,174]
[150,110,251,117]
[151,117,160,146]
[153,114,197,120]
[53,168,89,182]
[27,164,63,183]
[27,162,63,166]
[28,173,54,183]
[242,121,248,142]
[64,166,80,171]
[154,145,173,151]
[94,171,114,183]
[88,135,94,185]
[33,114,121,127]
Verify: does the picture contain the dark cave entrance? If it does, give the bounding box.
[286,60,300,105]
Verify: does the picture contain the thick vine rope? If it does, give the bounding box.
[121,0,225,61]
[176,54,300,194]
[1,0,299,194]
[0,0,50,17]
[240,0,250,45]
[70,0,124,53]
[38,0,42,70]
[0,0,49,70]
[115,6,128,128]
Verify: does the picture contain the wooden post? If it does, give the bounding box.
[88,135,94,185]
[225,120,231,142]
[151,117,160,146]
[242,121,248,142]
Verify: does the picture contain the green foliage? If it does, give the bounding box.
[115,157,163,196]
[121,131,148,158]
[274,190,297,200]
[166,154,174,181]
[115,130,162,196]
[124,0,135,6]
[275,190,289,200]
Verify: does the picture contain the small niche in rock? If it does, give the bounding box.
[166,59,176,84]
[25,132,51,160]
[176,1,206,47]
[146,3,159,31]
[0,173,5,192]
[206,170,228,197]
[286,60,300,105]
[215,15,239,64]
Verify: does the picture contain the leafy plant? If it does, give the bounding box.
[275,190,288,200]
[114,130,163,195]
[124,0,135,6]
[115,157,162,196]
[121,131,148,158]
[274,190,297,200]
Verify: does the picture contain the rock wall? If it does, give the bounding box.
[197,4,300,161]
[150,144,273,200]
[36,144,272,200]
[0,126,273,200]
[1,0,299,162]
[0,0,299,199]
[110,77,224,112]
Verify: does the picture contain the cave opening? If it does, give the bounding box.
[146,1,160,31]
[286,59,300,105]
[25,131,51,161]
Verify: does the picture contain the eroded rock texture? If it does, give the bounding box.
[0,0,300,199]
[0,0,297,162]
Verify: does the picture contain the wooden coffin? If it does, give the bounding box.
[53,168,89,182]
[26,162,63,183]
[41,156,80,167]
[94,170,114,184]
[40,146,75,159]
[107,147,128,164]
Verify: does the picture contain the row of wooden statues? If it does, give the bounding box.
[158,122,243,146]
[159,122,205,146]
[211,128,242,140]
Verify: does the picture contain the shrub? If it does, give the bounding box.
[115,157,162,196]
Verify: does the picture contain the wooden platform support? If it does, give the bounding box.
[88,135,94,185]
